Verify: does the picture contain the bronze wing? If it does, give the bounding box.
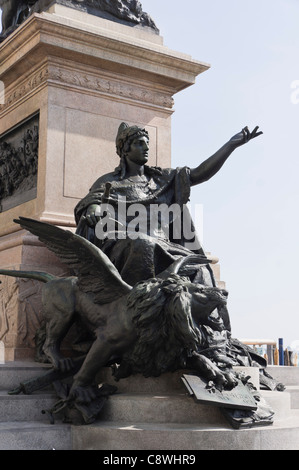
[14,217,132,304]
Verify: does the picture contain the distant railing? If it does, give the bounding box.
[240,338,298,366]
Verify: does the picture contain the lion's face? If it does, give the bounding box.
[188,283,228,331]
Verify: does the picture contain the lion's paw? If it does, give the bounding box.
[69,384,97,404]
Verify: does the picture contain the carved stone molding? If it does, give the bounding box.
[0,66,49,113]
[47,63,175,109]
[0,13,209,118]
[0,61,174,113]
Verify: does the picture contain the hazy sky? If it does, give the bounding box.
[141,0,299,349]
[0,1,298,349]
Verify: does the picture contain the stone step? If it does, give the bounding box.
[72,410,299,451]
[99,390,291,425]
[286,386,299,409]
[0,388,291,428]
[101,392,227,425]
[98,366,299,393]
[1,406,298,450]
[0,421,72,450]
[0,361,298,450]
[260,390,292,421]
[0,361,52,392]
[1,361,298,393]
[0,391,58,422]
[0,362,295,424]
[267,366,299,386]
[96,368,188,394]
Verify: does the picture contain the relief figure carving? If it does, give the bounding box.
[0,115,39,212]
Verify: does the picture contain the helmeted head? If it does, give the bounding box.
[116,122,149,158]
[114,122,150,179]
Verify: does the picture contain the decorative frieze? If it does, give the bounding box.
[0,61,174,113]
[0,67,49,113]
[48,64,175,109]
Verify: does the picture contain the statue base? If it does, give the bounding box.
[1,363,297,449]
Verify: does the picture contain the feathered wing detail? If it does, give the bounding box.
[14,217,132,304]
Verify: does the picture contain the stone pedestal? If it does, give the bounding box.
[0,6,210,360]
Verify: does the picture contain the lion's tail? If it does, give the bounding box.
[0,269,57,283]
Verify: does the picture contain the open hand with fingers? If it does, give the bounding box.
[229,126,263,148]
[189,125,263,185]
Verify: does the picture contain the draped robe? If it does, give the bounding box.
[75,166,216,287]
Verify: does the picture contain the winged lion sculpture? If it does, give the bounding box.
[0,217,240,406]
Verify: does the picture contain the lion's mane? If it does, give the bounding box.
[119,275,205,378]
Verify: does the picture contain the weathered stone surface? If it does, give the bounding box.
[0,0,159,42]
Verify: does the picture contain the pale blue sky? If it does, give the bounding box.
[141,0,299,349]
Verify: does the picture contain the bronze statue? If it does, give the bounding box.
[0,216,276,427]
[0,0,36,39]
[1,217,237,401]
[75,122,262,289]
[0,122,279,427]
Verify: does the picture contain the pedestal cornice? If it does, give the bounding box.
[0,12,210,94]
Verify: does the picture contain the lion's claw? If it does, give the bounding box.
[69,384,97,404]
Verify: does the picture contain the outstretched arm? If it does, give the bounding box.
[189,126,263,186]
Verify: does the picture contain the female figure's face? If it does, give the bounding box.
[126,136,149,166]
